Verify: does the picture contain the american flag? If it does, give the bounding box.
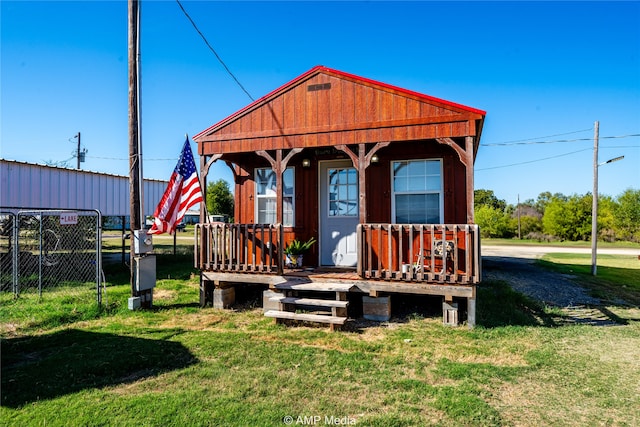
[148,137,203,235]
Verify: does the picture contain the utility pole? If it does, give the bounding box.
[591,121,599,276]
[127,0,154,310]
[76,132,81,169]
[517,194,521,240]
[128,0,142,288]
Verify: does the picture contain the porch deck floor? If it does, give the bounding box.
[283,267,360,282]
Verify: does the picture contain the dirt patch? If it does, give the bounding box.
[153,289,177,300]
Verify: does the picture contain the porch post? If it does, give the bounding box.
[358,144,367,223]
[200,155,207,224]
[336,142,390,224]
[467,286,476,329]
[257,148,303,225]
[465,136,475,224]
[275,150,284,224]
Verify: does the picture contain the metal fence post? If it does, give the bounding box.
[95,209,102,307]
[12,213,19,297]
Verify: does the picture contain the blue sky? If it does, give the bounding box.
[2,0,639,206]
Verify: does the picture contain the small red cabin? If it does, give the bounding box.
[193,66,485,328]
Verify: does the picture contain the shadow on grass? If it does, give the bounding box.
[476,280,557,328]
[1,329,198,408]
[475,279,638,328]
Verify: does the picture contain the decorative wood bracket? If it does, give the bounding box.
[436,138,468,167]
[202,154,223,179]
[256,148,302,170]
[335,142,389,223]
[256,148,303,224]
[336,142,390,169]
[436,137,476,224]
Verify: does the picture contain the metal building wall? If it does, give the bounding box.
[0,159,168,216]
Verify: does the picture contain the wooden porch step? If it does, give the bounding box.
[274,282,356,293]
[264,310,347,325]
[275,297,349,309]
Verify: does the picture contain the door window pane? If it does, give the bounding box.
[328,168,358,217]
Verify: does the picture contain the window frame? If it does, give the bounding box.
[390,158,444,224]
[254,166,295,226]
[326,166,359,218]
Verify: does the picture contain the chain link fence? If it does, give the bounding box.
[0,209,102,305]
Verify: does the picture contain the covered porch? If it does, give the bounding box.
[192,66,486,327]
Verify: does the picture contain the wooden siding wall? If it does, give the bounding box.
[366,141,468,224]
[232,156,320,265]
[199,73,478,155]
[225,140,467,267]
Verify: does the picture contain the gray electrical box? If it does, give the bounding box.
[133,229,153,254]
[134,255,156,291]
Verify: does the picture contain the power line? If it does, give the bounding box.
[476,148,592,171]
[481,133,640,146]
[481,128,592,145]
[601,145,640,149]
[86,156,178,161]
[175,0,255,102]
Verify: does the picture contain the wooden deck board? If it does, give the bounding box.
[264,310,347,325]
[276,297,349,308]
[274,282,357,292]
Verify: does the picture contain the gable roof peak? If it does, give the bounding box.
[194,66,485,140]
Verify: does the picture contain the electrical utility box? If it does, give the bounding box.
[134,255,156,292]
[133,229,153,254]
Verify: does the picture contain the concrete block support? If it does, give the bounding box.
[263,290,283,313]
[443,301,459,326]
[213,286,235,309]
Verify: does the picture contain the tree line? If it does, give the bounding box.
[205,177,640,243]
[474,188,640,243]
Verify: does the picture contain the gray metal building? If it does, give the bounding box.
[0,159,168,216]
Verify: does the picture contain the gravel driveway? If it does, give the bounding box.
[482,254,601,307]
[482,245,638,308]
[481,245,639,325]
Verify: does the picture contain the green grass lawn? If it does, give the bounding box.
[1,252,639,426]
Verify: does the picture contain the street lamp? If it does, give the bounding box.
[591,121,624,275]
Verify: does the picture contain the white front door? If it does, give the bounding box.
[319,160,359,267]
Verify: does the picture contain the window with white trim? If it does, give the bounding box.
[255,167,294,226]
[392,159,443,224]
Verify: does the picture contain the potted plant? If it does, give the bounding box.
[284,237,316,268]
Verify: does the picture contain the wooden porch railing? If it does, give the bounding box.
[357,224,481,284]
[195,223,283,274]
[195,222,481,285]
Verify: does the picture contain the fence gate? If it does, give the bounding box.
[0,209,102,305]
